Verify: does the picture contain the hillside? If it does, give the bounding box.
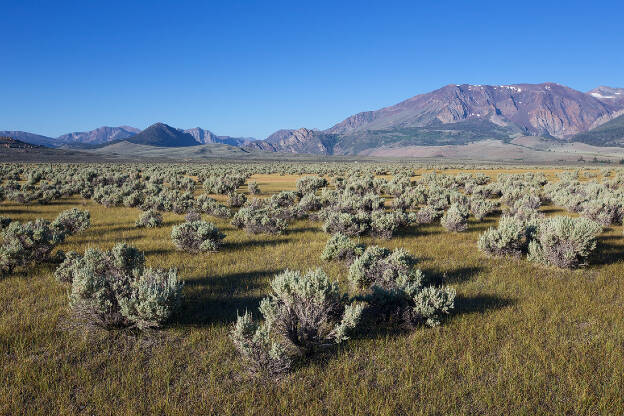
[88,140,257,159]
[126,123,198,147]
[326,83,618,139]
[572,114,624,146]
[0,136,40,149]
[183,127,257,147]
[0,131,58,147]
[56,126,140,145]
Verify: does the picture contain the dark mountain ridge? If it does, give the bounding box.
[125,123,198,147]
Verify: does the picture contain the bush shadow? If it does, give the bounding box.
[222,238,291,251]
[174,269,280,326]
[424,265,486,285]
[143,248,174,256]
[287,226,320,235]
[590,238,624,266]
[395,225,441,238]
[94,225,139,233]
[0,208,45,215]
[450,294,516,318]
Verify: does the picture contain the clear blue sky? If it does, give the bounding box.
[2,0,623,138]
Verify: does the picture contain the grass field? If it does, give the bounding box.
[1,170,624,415]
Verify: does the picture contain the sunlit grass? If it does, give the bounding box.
[1,169,623,415]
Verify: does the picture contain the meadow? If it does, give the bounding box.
[1,164,624,415]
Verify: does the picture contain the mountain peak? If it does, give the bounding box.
[127,123,198,147]
[588,86,624,100]
[56,125,140,145]
[327,82,619,139]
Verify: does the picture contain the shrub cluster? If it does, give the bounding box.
[0,219,64,275]
[0,209,90,275]
[171,220,225,252]
[51,208,91,235]
[248,181,260,195]
[228,192,247,208]
[196,194,232,218]
[59,243,182,329]
[348,246,455,327]
[321,233,364,264]
[440,203,469,232]
[478,215,534,257]
[232,206,288,235]
[479,214,601,269]
[136,209,163,228]
[231,269,363,376]
[527,216,602,268]
[296,176,328,195]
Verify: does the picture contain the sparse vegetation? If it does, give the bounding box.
[171,220,225,252]
[2,162,624,414]
[135,209,163,228]
[63,243,182,329]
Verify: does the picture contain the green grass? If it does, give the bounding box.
[1,172,624,415]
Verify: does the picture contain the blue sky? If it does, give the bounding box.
[2,0,623,138]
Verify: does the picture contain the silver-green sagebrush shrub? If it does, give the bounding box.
[196,194,232,218]
[0,219,65,275]
[227,192,247,208]
[414,205,439,224]
[322,211,370,236]
[247,180,260,195]
[51,208,91,236]
[348,246,455,327]
[118,268,182,329]
[184,211,201,222]
[231,206,287,235]
[203,175,244,194]
[65,243,182,329]
[296,176,328,195]
[230,311,291,377]
[441,203,469,232]
[54,250,81,283]
[262,269,363,352]
[470,197,496,221]
[527,216,602,269]
[232,269,363,375]
[135,209,163,228]
[171,220,225,252]
[321,232,364,264]
[348,246,417,290]
[580,199,622,226]
[297,193,322,213]
[477,215,533,257]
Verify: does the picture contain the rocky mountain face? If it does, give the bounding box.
[588,86,624,106]
[327,83,619,139]
[56,126,140,145]
[245,128,339,154]
[183,127,256,147]
[572,114,624,146]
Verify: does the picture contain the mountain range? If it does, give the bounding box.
[3,82,624,156]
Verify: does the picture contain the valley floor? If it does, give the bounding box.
[1,170,624,415]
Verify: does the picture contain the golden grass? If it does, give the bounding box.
[1,169,623,415]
